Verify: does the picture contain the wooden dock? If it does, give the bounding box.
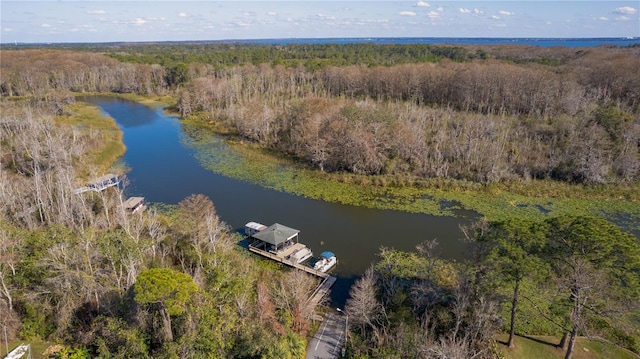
[249,244,331,279]
[308,276,337,305]
[248,244,337,306]
[74,174,121,194]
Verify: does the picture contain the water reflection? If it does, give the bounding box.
[80,96,159,128]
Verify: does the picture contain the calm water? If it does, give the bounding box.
[82,96,474,305]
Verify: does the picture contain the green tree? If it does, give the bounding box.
[166,62,189,88]
[544,215,640,359]
[478,218,547,348]
[134,268,198,344]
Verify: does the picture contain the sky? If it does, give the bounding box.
[1,1,639,43]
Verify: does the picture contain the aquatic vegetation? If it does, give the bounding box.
[180,123,640,233]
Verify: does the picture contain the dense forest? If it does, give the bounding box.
[2,44,639,184]
[1,43,639,358]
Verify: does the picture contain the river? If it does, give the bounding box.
[81,96,475,305]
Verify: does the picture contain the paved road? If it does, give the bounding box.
[306,312,346,359]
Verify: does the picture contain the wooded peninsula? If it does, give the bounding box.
[0,42,639,359]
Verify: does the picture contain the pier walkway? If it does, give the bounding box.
[74,174,121,194]
[248,244,336,307]
[249,244,332,279]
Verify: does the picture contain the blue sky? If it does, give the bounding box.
[1,1,638,43]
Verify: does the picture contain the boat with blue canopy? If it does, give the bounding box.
[313,251,337,273]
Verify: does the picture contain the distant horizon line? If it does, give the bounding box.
[2,36,637,46]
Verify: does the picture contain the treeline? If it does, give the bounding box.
[0,50,168,97]
[177,59,639,184]
[104,42,478,68]
[2,46,639,186]
[343,218,640,358]
[0,99,320,358]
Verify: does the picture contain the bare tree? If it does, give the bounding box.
[270,270,318,335]
[345,266,386,345]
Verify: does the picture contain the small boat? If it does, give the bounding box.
[245,221,268,237]
[288,247,313,264]
[313,251,337,273]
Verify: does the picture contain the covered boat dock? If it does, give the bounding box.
[247,222,336,282]
[247,222,338,310]
[250,223,300,253]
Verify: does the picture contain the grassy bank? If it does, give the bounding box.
[55,101,126,178]
[494,335,640,359]
[180,120,640,230]
[58,93,176,178]
[113,93,177,110]
[5,338,54,359]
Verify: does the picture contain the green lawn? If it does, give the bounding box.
[5,338,55,359]
[495,334,639,359]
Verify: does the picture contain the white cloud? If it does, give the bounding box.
[267,12,277,16]
[86,10,105,15]
[316,13,336,20]
[473,9,483,15]
[491,15,500,20]
[459,8,470,13]
[616,16,630,21]
[133,18,147,25]
[178,12,187,17]
[427,11,441,19]
[499,10,513,16]
[400,11,416,16]
[415,1,430,7]
[436,7,444,11]
[599,17,609,21]
[233,20,250,27]
[614,6,637,15]
[41,23,51,28]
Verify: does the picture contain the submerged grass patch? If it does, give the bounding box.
[180,123,640,232]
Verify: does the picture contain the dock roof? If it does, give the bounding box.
[123,197,145,210]
[252,223,300,246]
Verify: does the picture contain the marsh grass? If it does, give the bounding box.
[61,93,180,178]
[55,102,126,178]
[180,122,640,229]
[106,93,177,109]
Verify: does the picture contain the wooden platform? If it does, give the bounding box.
[74,174,121,194]
[249,244,332,279]
[308,276,337,306]
[248,244,337,307]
